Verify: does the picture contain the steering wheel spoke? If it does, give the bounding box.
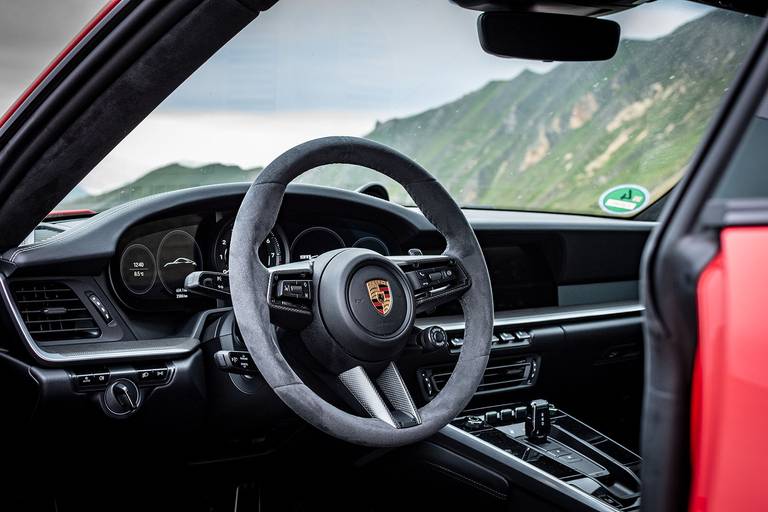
[267,260,314,329]
[388,254,471,314]
[338,363,421,429]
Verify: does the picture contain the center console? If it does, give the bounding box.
[434,400,641,511]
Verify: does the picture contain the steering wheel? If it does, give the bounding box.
[229,136,493,447]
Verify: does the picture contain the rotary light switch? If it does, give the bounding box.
[103,378,140,416]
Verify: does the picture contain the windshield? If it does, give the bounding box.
[45,1,761,217]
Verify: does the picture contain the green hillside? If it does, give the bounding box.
[66,10,760,215]
[61,163,262,210]
[298,10,761,215]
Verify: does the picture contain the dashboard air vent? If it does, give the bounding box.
[424,356,539,397]
[11,281,101,342]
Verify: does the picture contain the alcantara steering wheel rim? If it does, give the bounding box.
[229,136,493,447]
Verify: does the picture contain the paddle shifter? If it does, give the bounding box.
[525,399,551,442]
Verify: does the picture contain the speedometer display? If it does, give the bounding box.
[214,221,284,273]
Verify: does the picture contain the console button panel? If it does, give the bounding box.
[453,403,641,510]
[406,266,457,291]
[72,364,172,392]
[74,370,110,390]
[86,292,113,324]
[448,328,533,351]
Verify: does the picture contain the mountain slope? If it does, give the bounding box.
[61,163,262,210]
[299,10,760,214]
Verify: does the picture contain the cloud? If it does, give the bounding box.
[609,0,713,39]
[82,110,380,193]
[163,0,710,115]
[163,0,556,116]
[0,0,713,118]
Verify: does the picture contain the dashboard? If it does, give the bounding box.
[111,207,399,311]
[0,183,654,352]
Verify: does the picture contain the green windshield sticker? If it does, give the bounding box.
[598,185,650,215]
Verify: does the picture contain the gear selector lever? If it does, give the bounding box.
[525,399,551,442]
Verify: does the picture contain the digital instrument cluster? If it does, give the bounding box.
[119,230,203,299]
[113,220,210,309]
[112,213,393,310]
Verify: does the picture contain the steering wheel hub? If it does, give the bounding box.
[316,249,414,364]
[347,265,406,334]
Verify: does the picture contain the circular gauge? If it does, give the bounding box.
[157,230,203,295]
[119,244,156,294]
[213,221,284,273]
[290,227,345,262]
[352,236,390,256]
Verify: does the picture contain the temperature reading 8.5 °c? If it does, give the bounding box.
[119,244,157,295]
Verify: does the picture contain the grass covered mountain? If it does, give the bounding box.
[61,163,262,211]
[298,10,761,214]
[65,10,760,215]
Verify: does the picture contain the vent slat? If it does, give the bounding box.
[24,317,95,324]
[430,357,534,394]
[27,327,101,334]
[13,287,71,293]
[19,307,88,314]
[10,281,101,342]
[15,298,83,304]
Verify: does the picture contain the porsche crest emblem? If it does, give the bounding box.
[366,279,392,316]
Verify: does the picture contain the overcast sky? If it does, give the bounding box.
[0,0,712,194]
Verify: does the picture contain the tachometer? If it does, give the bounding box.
[214,220,284,273]
[157,230,203,296]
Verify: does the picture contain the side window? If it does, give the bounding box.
[715,95,768,199]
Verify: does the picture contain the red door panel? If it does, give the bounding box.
[691,227,768,511]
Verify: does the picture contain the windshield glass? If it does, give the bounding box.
[51,0,761,217]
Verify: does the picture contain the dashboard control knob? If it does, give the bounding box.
[114,382,137,411]
[417,326,448,352]
[103,379,140,417]
[462,416,486,432]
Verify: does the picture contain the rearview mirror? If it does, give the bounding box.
[477,12,620,62]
